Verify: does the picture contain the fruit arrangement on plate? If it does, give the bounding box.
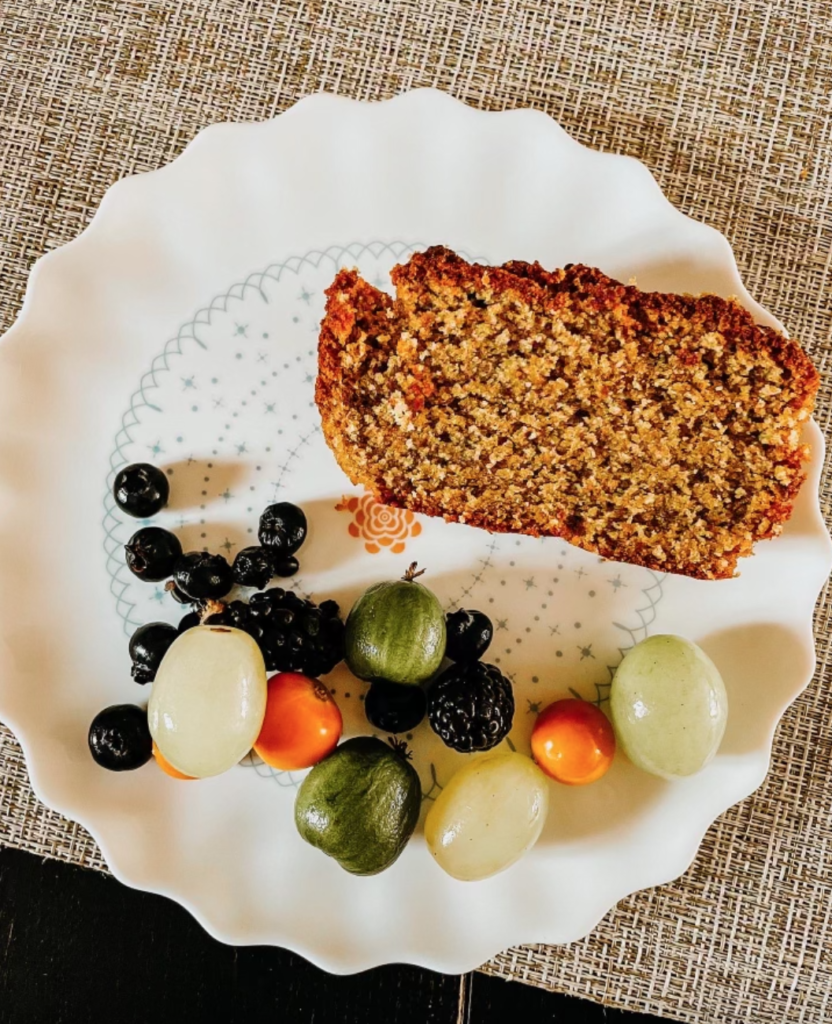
[90,461,730,882]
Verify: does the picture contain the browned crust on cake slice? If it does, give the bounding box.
[316,246,819,580]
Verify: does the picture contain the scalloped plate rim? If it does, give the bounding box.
[0,89,829,974]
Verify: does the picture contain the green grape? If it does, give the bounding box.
[148,625,267,778]
[610,634,728,779]
[424,752,549,881]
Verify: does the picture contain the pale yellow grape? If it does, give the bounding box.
[424,752,549,881]
[148,625,267,779]
[610,634,728,779]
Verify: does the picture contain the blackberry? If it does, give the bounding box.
[125,527,182,582]
[445,609,493,662]
[232,546,275,589]
[257,589,344,676]
[204,599,264,643]
[227,599,255,629]
[113,463,169,518]
[129,622,178,684]
[258,503,307,555]
[199,590,343,676]
[427,662,515,753]
[248,587,282,619]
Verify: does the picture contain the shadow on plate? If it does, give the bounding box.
[160,459,249,513]
[697,621,811,757]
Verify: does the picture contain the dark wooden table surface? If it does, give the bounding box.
[0,846,669,1024]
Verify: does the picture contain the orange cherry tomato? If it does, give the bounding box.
[152,742,196,780]
[531,698,615,786]
[254,672,343,771]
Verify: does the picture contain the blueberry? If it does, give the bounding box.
[167,583,194,605]
[129,622,178,684]
[113,463,170,518]
[177,611,200,633]
[232,546,275,589]
[125,527,182,582]
[445,609,493,662]
[365,682,427,734]
[273,555,299,578]
[88,704,153,771]
[173,551,233,601]
[258,503,307,555]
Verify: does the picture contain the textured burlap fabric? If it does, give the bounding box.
[2,1,832,1020]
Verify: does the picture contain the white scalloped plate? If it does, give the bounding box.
[0,90,829,974]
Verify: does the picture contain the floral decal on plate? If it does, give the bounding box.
[336,492,422,554]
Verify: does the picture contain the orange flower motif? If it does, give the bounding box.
[335,492,422,555]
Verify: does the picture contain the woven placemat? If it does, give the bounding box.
[2,1,832,1020]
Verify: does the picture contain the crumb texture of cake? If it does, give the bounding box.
[316,246,819,580]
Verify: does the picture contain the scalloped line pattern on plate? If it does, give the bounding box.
[102,241,423,634]
[100,239,669,797]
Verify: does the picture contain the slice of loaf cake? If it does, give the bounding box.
[316,246,818,579]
